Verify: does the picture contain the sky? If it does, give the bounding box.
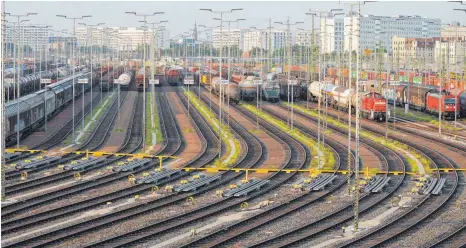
[4,1,466,36]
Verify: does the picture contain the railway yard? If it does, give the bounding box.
[2,1,466,247]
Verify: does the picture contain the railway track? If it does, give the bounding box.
[4,90,106,180]
[178,97,349,247]
[0,89,183,234]
[0,86,197,247]
[336,147,459,248]
[5,86,102,150]
[428,224,466,248]
[5,89,105,163]
[4,91,123,193]
[221,103,400,247]
[1,91,136,220]
[63,86,270,247]
[264,102,458,247]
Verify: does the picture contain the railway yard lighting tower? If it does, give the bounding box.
[344,0,376,232]
[199,24,218,110]
[57,14,92,142]
[215,18,245,129]
[453,8,466,127]
[79,22,105,118]
[200,8,243,164]
[125,11,165,153]
[5,12,36,148]
[275,19,304,131]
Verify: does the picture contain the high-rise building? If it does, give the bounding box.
[74,27,170,51]
[320,14,344,53]
[5,24,49,51]
[212,28,243,49]
[344,14,441,53]
[242,29,290,52]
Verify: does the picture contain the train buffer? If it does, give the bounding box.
[421,178,439,195]
[136,168,180,184]
[13,156,61,170]
[431,178,446,195]
[63,157,106,171]
[363,176,391,193]
[174,174,221,192]
[113,158,152,172]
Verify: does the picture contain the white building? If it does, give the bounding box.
[392,36,436,67]
[320,15,344,53]
[435,39,466,66]
[441,22,466,41]
[5,24,49,51]
[212,28,243,49]
[243,30,263,51]
[242,29,289,52]
[75,27,170,51]
[344,14,440,53]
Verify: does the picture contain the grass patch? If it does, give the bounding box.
[289,103,432,175]
[429,119,463,132]
[242,103,335,170]
[63,92,115,145]
[185,91,241,168]
[392,108,434,122]
[146,92,163,149]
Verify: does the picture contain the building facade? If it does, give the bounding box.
[434,39,466,67]
[441,22,466,41]
[5,24,50,51]
[75,27,170,51]
[392,36,436,68]
[212,28,243,49]
[242,29,290,52]
[320,15,344,53]
[344,14,441,53]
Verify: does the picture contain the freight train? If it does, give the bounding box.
[381,83,465,119]
[166,67,184,85]
[308,81,387,121]
[4,65,86,101]
[211,77,240,104]
[262,73,280,102]
[136,67,149,91]
[5,71,99,142]
[116,70,135,90]
[101,67,124,91]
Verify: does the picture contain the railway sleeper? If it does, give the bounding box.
[372,177,391,193]
[431,178,447,195]
[293,174,329,190]
[223,178,262,197]
[112,158,152,172]
[12,156,60,170]
[62,157,106,171]
[5,152,22,162]
[312,175,337,191]
[233,180,270,197]
[421,177,439,195]
[363,176,385,193]
[136,169,180,184]
[174,175,222,192]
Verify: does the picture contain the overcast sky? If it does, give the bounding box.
[4,1,466,36]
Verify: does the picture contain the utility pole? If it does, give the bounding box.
[125,11,165,153]
[57,14,92,141]
[200,8,243,164]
